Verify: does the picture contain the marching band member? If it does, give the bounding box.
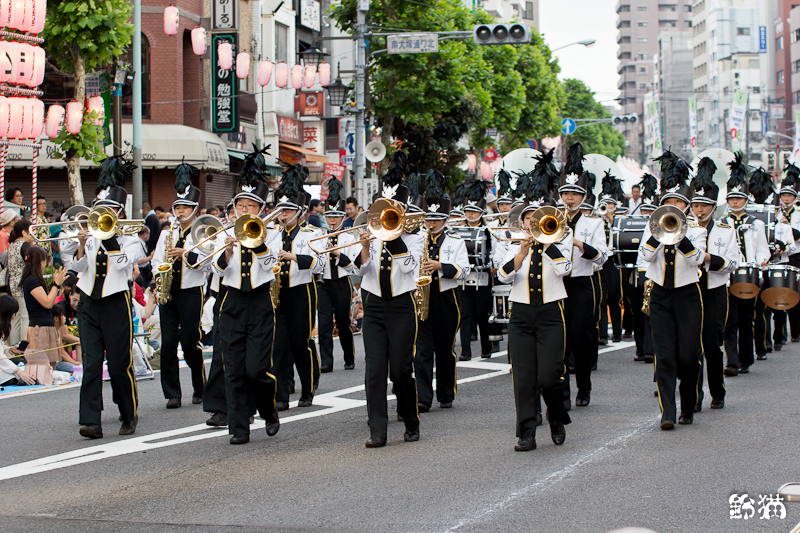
[598,172,625,344]
[317,178,358,373]
[497,156,572,451]
[355,151,424,448]
[558,143,608,408]
[213,146,281,445]
[75,157,139,439]
[631,178,658,364]
[272,165,326,411]
[778,163,800,343]
[152,162,207,409]
[690,158,738,411]
[638,151,707,429]
[722,154,770,376]
[415,170,470,412]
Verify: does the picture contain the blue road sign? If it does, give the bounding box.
[761,111,768,138]
[760,26,767,53]
[528,139,538,150]
[562,118,576,135]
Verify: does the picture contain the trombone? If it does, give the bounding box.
[30,205,90,242]
[488,206,568,244]
[307,198,425,254]
[181,208,284,269]
[648,205,687,245]
[32,205,144,241]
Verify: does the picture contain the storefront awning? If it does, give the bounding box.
[278,142,329,163]
[3,124,230,172]
[227,147,283,176]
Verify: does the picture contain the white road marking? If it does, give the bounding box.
[0,342,636,481]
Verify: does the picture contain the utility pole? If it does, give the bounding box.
[132,0,143,219]
[354,0,368,206]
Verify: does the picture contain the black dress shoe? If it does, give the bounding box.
[418,403,430,413]
[80,424,103,439]
[644,355,654,364]
[439,401,453,409]
[622,332,633,339]
[298,397,313,407]
[550,421,565,445]
[119,416,138,436]
[678,414,693,425]
[166,398,181,409]
[575,396,590,407]
[598,338,607,346]
[563,399,571,411]
[724,366,739,377]
[344,363,355,370]
[230,434,249,445]
[633,354,645,362]
[536,412,543,426]
[320,365,333,373]
[365,437,386,448]
[480,353,491,359]
[710,399,725,409]
[756,353,767,361]
[514,434,536,451]
[738,365,750,374]
[458,354,471,361]
[660,419,674,430]
[206,412,228,427]
[192,394,203,405]
[266,411,280,436]
[403,428,420,442]
[766,344,773,353]
[774,343,783,352]
[611,335,622,343]
[793,337,800,343]
[276,401,289,411]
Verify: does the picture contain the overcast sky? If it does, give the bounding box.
[539,0,620,108]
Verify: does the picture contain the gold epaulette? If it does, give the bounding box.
[715,220,731,229]
[446,231,462,239]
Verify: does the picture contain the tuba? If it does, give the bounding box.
[415,230,432,321]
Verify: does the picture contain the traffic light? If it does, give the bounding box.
[472,24,532,46]
[612,115,638,125]
[764,151,777,173]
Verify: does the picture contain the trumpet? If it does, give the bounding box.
[648,205,687,245]
[181,208,284,269]
[307,199,425,254]
[30,205,90,242]
[595,203,609,217]
[488,206,568,244]
[481,212,508,222]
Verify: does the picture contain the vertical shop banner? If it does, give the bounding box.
[793,110,800,164]
[688,96,698,158]
[302,120,325,172]
[211,33,239,134]
[648,100,662,158]
[729,89,748,153]
[321,163,345,202]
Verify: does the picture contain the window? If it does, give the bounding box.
[684,4,691,11]
[276,23,289,63]
[640,53,648,60]
[752,86,760,94]
[524,1,533,19]
[793,29,800,43]
[638,37,648,42]
[778,69,785,85]
[794,59,800,73]
[685,20,692,28]
[638,5,647,10]
[777,35,784,51]
[737,27,750,36]
[119,33,150,119]
[638,21,647,26]
[639,66,647,73]
[639,82,649,89]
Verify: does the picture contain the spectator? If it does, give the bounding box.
[142,202,162,255]
[342,197,359,229]
[135,226,153,284]
[0,210,17,253]
[7,219,34,344]
[628,185,642,214]
[308,199,326,229]
[4,188,24,219]
[0,295,35,386]
[225,203,235,223]
[47,210,63,267]
[20,246,69,370]
[30,197,49,244]
[54,275,77,306]
[131,263,146,307]
[52,304,81,366]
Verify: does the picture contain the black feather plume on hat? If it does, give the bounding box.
[174,157,198,195]
[326,176,344,205]
[514,171,532,200]
[407,165,422,200]
[383,150,408,187]
[749,167,775,203]
[727,151,749,190]
[465,178,488,202]
[96,155,132,194]
[603,170,625,201]
[653,149,679,175]
[452,181,468,206]
[691,157,716,192]
[784,162,800,190]
[538,148,559,192]
[585,171,597,195]
[496,169,513,197]
[275,158,308,201]
[638,173,658,199]
[564,143,584,177]
[659,155,691,195]
[527,150,558,201]
[424,170,447,204]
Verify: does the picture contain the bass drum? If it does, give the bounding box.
[761,265,800,310]
[730,263,761,299]
[489,284,511,324]
[611,216,648,268]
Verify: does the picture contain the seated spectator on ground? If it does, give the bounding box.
[0,295,35,386]
[52,304,80,369]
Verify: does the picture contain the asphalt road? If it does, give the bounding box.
[1,331,799,533]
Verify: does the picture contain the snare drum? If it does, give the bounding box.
[730,263,761,299]
[745,204,777,243]
[489,285,511,324]
[450,226,490,271]
[760,265,800,310]
[611,216,648,268]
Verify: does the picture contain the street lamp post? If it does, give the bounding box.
[551,38,596,53]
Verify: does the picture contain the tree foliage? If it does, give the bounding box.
[559,78,627,159]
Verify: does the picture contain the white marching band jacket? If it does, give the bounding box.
[702,219,739,290]
[638,223,707,289]
[74,236,137,298]
[152,223,208,290]
[276,224,326,288]
[355,232,424,298]
[321,230,359,280]
[213,227,281,291]
[566,212,608,277]
[724,213,770,265]
[773,221,798,264]
[497,229,574,304]
[424,230,471,292]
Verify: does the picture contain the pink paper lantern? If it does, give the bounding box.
[317,62,330,87]
[274,62,288,88]
[0,42,11,84]
[0,96,9,138]
[30,97,44,138]
[290,64,303,90]
[191,27,206,56]
[45,104,64,139]
[9,0,24,29]
[30,0,45,34]
[0,0,10,28]
[13,43,33,85]
[218,42,232,70]
[28,45,45,87]
[257,60,273,86]
[468,154,476,171]
[65,101,83,135]
[87,95,104,125]
[480,162,491,180]
[20,0,32,31]
[19,98,34,139]
[163,5,179,35]
[235,52,250,79]
[303,64,316,89]
[7,98,24,139]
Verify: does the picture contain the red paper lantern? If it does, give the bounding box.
[0,96,9,138]
[191,27,206,56]
[87,95,104,125]
[303,64,316,89]
[163,5,179,35]
[19,98,34,139]
[317,62,330,87]
[275,62,288,88]
[7,97,23,139]
[65,101,83,135]
[257,60,273,86]
[218,42,232,70]
[30,97,44,138]
[30,0,45,34]
[236,52,250,79]
[290,64,303,90]
[45,104,64,139]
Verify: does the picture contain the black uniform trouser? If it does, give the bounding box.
[754,298,769,356]
[459,283,492,357]
[78,290,137,426]
[309,280,320,389]
[621,269,637,338]
[318,277,355,369]
[773,309,787,344]
[650,283,703,422]
[789,255,800,339]
[629,273,645,357]
[273,283,315,403]
[699,285,727,402]
[219,284,277,437]
[600,261,622,339]
[591,271,602,367]
[415,288,460,408]
[362,290,419,440]
[562,276,595,399]
[159,286,205,400]
[509,301,571,438]
[724,292,755,369]
[204,287,228,414]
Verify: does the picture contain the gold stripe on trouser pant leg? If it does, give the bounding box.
[451,289,461,399]
[124,292,138,416]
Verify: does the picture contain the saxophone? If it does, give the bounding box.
[415,231,432,321]
[641,279,653,315]
[270,264,281,308]
[155,221,178,305]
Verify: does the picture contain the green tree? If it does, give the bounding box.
[559,78,626,159]
[41,0,134,205]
